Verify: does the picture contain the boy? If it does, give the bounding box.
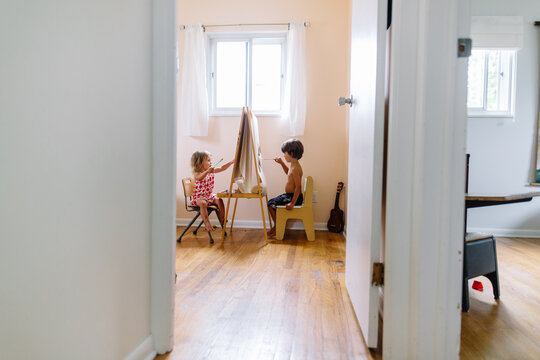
[267,139,304,237]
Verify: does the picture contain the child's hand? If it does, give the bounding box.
[274,157,284,165]
[285,202,294,210]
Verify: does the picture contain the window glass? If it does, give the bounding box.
[216,41,247,108]
[252,43,282,111]
[467,49,515,117]
[467,50,485,109]
[208,33,286,115]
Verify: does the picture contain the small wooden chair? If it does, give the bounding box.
[177,177,224,244]
[276,176,315,241]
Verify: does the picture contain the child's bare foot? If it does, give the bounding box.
[204,221,214,232]
[267,227,276,237]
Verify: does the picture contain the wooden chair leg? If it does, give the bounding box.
[303,217,315,241]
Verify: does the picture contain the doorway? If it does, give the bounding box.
[151,0,468,357]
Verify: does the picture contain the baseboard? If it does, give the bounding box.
[176,218,328,231]
[124,335,156,360]
[468,227,540,238]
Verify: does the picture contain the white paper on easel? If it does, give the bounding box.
[232,109,267,194]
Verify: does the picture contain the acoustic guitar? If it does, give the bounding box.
[327,182,344,233]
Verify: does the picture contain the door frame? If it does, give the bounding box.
[149,0,466,356]
[383,0,466,357]
[151,0,177,354]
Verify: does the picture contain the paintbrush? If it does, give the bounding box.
[212,158,223,168]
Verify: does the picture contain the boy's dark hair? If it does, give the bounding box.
[281,139,304,160]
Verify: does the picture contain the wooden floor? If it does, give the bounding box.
[156,231,540,359]
[461,237,540,359]
[156,227,379,360]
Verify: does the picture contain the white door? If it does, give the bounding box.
[345,0,388,348]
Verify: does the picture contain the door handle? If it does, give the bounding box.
[338,96,353,107]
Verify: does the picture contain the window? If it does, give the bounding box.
[207,32,286,115]
[467,49,516,117]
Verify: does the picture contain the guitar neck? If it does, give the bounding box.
[334,191,341,209]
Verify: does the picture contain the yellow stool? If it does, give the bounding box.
[276,176,315,241]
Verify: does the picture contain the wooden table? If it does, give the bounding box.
[466,191,540,208]
[464,191,540,230]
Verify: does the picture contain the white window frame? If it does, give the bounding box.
[467,48,517,118]
[207,32,287,116]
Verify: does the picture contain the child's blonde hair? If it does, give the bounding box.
[191,151,211,173]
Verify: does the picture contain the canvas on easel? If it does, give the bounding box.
[218,107,272,243]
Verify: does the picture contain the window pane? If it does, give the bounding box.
[497,51,513,112]
[252,43,282,111]
[486,50,501,111]
[467,50,485,108]
[216,41,246,108]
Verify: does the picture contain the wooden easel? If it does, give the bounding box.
[218,108,272,244]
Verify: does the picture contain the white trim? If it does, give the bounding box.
[468,227,540,238]
[383,0,465,358]
[176,218,329,231]
[151,0,176,354]
[123,336,156,360]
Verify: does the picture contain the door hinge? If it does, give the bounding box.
[458,38,472,58]
[372,262,384,287]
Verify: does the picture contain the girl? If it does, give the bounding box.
[191,151,234,232]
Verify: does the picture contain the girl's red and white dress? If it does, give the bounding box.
[191,172,217,206]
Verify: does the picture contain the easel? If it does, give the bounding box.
[218,108,272,244]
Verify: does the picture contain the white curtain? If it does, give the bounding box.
[180,25,208,136]
[281,22,306,136]
[471,16,524,49]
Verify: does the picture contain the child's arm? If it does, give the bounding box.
[214,159,234,173]
[193,167,214,181]
[274,157,289,174]
[285,170,302,210]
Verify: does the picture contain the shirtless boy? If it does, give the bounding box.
[267,139,304,237]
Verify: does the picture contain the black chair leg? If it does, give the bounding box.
[462,277,470,312]
[194,219,204,234]
[177,213,201,242]
[485,271,500,299]
[195,209,217,243]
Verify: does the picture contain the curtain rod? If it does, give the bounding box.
[179,22,310,31]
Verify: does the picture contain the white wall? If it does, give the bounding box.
[467,0,540,236]
[0,1,153,359]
